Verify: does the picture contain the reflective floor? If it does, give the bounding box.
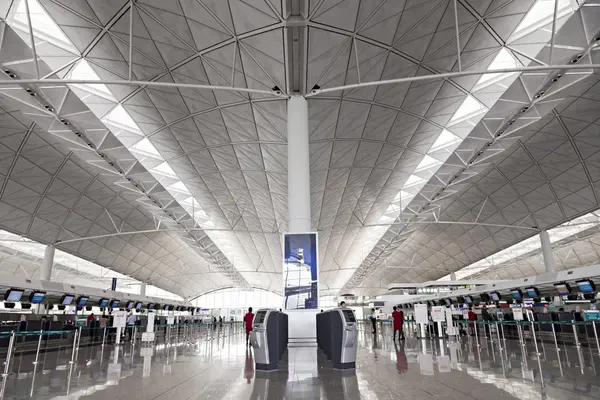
[1,325,599,399]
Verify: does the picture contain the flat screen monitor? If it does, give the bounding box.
[4,288,24,302]
[576,280,595,293]
[147,303,154,310]
[254,311,265,324]
[98,298,109,308]
[126,301,135,309]
[489,292,500,302]
[163,304,169,311]
[510,289,523,300]
[456,296,465,304]
[444,298,452,306]
[60,294,75,306]
[464,295,473,304]
[342,309,356,322]
[154,303,161,310]
[135,302,143,310]
[480,293,490,302]
[76,296,89,307]
[29,291,46,304]
[554,282,571,295]
[525,287,539,298]
[109,300,119,309]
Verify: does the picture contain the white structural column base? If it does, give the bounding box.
[286,95,317,344]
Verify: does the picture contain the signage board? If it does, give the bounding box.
[113,311,127,328]
[414,304,429,324]
[513,307,524,321]
[584,310,600,321]
[431,306,445,322]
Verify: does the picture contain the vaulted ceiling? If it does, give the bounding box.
[1,0,599,298]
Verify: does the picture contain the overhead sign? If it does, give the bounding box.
[283,233,318,310]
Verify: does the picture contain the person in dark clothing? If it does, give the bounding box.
[218,316,223,327]
[370,308,377,334]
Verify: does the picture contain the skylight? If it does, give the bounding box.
[474,48,520,90]
[131,137,163,159]
[102,105,143,136]
[403,174,426,188]
[152,162,177,178]
[510,0,574,42]
[448,95,487,126]
[414,155,442,173]
[429,129,461,153]
[9,0,77,53]
[69,60,116,101]
[439,211,600,281]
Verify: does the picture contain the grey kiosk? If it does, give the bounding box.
[317,309,358,369]
[250,309,288,371]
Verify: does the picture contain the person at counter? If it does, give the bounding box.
[87,313,95,325]
[370,308,377,334]
[244,307,254,346]
[392,306,405,340]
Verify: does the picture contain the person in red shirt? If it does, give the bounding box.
[391,306,405,340]
[467,306,477,336]
[244,307,254,346]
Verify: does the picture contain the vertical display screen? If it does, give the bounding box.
[283,233,318,310]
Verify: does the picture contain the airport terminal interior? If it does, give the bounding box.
[1,0,600,399]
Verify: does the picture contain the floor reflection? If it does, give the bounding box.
[0,324,598,399]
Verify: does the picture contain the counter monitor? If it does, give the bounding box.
[525,287,540,298]
[109,300,119,309]
[489,291,500,302]
[444,298,452,306]
[29,291,46,304]
[510,289,523,300]
[554,282,571,295]
[147,303,154,310]
[135,302,143,310]
[4,288,24,302]
[163,304,169,311]
[126,301,135,309]
[98,298,109,308]
[61,294,75,306]
[76,296,89,307]
[464,295,473,304]
[576,279,596,293]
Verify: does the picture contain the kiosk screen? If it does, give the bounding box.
[342,310,356,322]
[254,311,267,324]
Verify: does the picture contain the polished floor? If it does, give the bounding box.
[0,325,599,399]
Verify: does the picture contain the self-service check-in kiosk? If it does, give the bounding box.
[317,309,357,369]
[250,309,288,371]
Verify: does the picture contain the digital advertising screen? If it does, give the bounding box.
[283,233,318,310]
[5,289,24,302]
[29,292,46,304]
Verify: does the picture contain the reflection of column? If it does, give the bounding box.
[539,231,556,273]
[287,95,311,233]
[41,245,55,281]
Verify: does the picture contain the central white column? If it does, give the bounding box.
[539,230,556,273]
[286,95,317,345]
[140,282,147,296]
[41,245,55,281]
[287,95,311,233]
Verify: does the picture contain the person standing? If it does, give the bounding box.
[391,306,405,340]
[126,312,136,341]
[244,307,254,346]
[370,308,377,334]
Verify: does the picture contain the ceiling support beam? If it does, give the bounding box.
[284,0,308,93]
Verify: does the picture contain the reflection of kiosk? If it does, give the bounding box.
[284,248,312,309]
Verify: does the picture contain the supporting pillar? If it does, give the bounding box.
[287,95,311,233]
[539,230,556,273]
[140,282,147,296]
[286,95,317,344]
[41,245,55,281]
[450,272,456,281]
